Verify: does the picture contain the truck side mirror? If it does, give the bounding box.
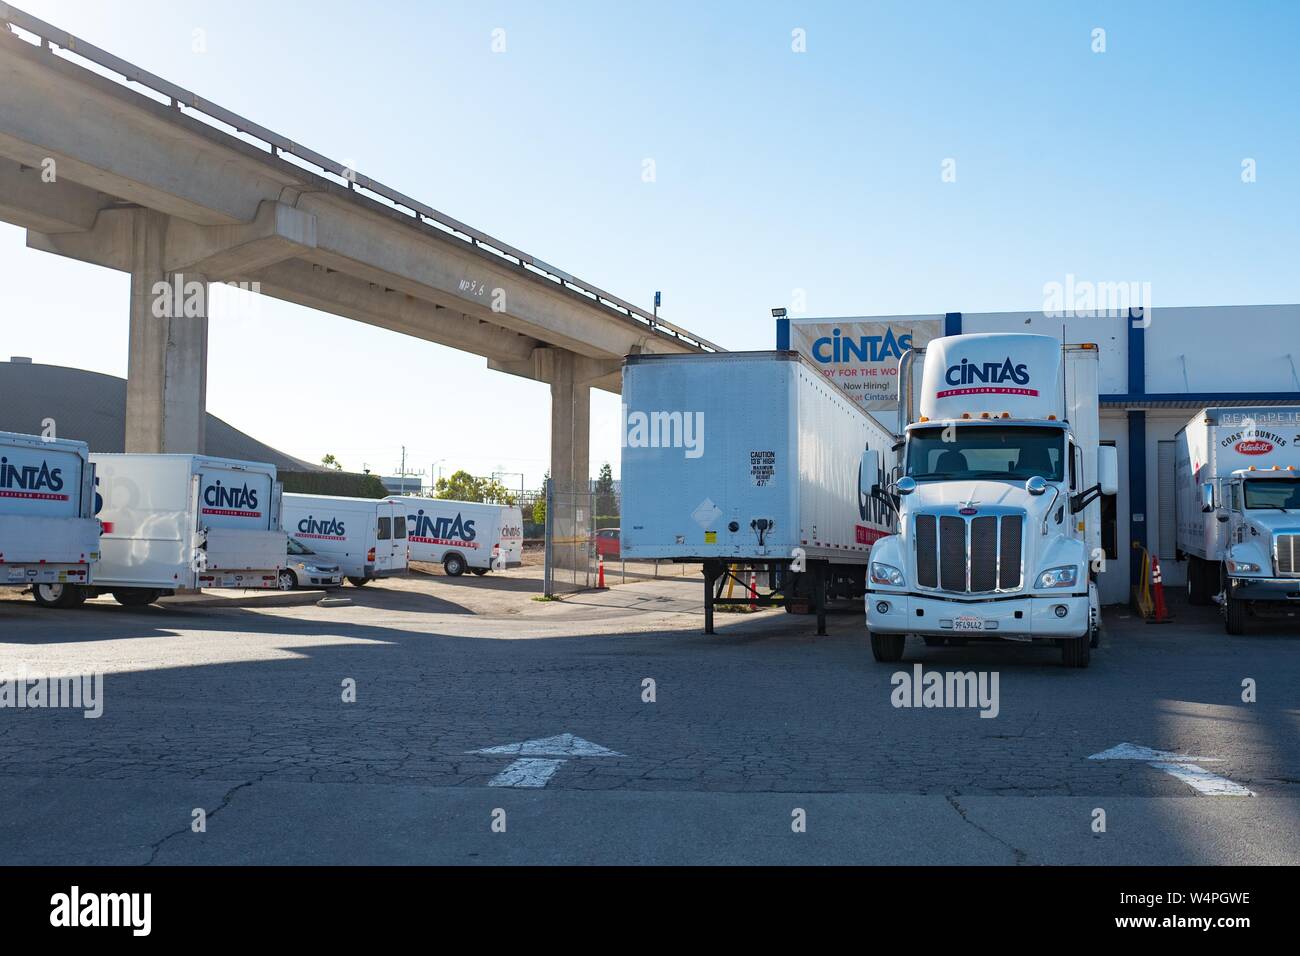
[859,450,881,497]
[1097,446,1118,497]
[1200,482,1215,514]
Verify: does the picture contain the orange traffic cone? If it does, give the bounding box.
[748,569,758,610]
[597,555,606,589]
[1149,555,1171,623]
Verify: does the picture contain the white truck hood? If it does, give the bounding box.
[907,479,1054,515]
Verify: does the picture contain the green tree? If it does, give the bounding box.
[532,470,549,526]
[594,462,618,520]
[434,470,518,506]
[320,453,343,471]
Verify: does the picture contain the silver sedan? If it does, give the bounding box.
[280,536,344,590]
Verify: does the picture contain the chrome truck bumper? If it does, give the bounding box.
[866,591,1090,641]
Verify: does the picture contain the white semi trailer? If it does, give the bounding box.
[620,350,898,634]
[865,333,1118,667]
[34,453,286,608]
[1175,406,1300,633]
[0,430,101,607]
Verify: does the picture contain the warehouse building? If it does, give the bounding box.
[779,305,1300,604]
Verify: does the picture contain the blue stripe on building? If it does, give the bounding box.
[1127,308,1147,585]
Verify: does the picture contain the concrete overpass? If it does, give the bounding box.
[0,3,720,498]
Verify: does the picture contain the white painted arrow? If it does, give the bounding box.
[469,734,623,788]
[1089,742,1254,796]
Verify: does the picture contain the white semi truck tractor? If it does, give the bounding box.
[1176,406,1300,633]
[865,333,1118,667]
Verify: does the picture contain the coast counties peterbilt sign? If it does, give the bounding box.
[786,316,943,411]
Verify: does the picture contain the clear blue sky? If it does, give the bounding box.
[3,0,1296,486]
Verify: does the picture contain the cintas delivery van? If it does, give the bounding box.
[619,350,899,634]
[280,493,408,587]
[32,454,287,608]
[1,430,101,607]
[1176,406,1300,633]
[865,333,1118,667]
[386,497,523,576]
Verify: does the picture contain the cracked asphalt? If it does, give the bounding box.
[1,568,1298,864]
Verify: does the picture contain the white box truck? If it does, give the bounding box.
[1176,406,1300,633]
[1,430,101,608]
[620,350,899,634]
[40,454,287,607]
[865,333,1118,667]
[281,493,409,587]
[387,496,523,577]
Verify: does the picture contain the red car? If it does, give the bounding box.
[593,528,620,560]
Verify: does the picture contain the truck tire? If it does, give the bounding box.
[1061,633,1091,668]
[870,632,906,662]
[1224,591,1249,635]
[443,554,467,577]
[346,576,371,588]
[113,589,160,607]
[31,583,86,609]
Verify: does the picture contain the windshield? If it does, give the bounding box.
[287,536,315,555]
[906,425,1066,482]
[1243,478,1300,510]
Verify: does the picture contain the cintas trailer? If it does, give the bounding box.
[33,453,287,608]
[1,430,101,606]
[620,350,898,634]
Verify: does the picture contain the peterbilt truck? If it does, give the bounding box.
[864,333,1118,667]
[1176,406,1300,633]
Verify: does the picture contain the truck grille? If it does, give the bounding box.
[915,512,1024,593]
[1277,534,1300,576]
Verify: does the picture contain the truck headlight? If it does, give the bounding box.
[870,562,905,587]
[1226,559,1261,574]
[1035,565,1078,588]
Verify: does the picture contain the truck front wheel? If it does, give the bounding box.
[1061,633,1092,668]
[443,554,467,577]
[1224,591,1249,635]
[870,632,906,663]
[31,583,87,609]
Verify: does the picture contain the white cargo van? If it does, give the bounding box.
[1176,406,1300,632]
[387,497,523,577]
[281,493,408,587]
[866,334,1118,667]
[620,350,899,634]
[34,454,287,607]
[0,430,101,607]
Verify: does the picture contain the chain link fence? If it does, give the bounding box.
[543,479,595,596]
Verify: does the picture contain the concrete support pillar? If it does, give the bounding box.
[546,349,590,495]
[541,349,591,583]
[125,209,208,453]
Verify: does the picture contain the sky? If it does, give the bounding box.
[2,0,1297,487]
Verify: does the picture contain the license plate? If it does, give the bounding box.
[954,615,985,631]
